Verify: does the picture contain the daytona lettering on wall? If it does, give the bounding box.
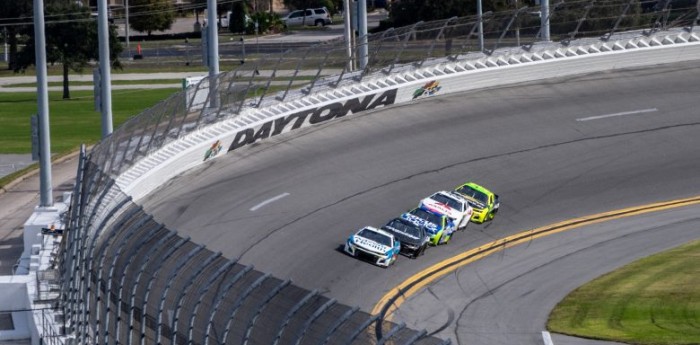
[228,89,397,151]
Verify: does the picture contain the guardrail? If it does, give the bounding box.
[57,2,700,345]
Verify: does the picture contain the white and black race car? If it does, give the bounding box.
[344,226,401,267]
[419,191,473,230]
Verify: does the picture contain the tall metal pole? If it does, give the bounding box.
[98,0,113,137]
[33,0,53,207]
[125,0,131,57]
[477,0,485,51]
[541,0,551,41]
[343,0,353,70]
[206,0,220,108]
[358,0,368,69]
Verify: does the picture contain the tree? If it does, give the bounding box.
[229,1,249,33]
[129,0,176,36]
[0,0,32,70]
[15,0,123,99]
[387,0,479,27]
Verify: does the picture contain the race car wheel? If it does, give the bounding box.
[487,211,495,221]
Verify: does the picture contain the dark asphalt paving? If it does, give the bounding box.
[140,60,700,344]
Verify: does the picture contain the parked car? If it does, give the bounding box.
[281,7,333,27]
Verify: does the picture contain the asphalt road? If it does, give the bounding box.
[140,60,700,343]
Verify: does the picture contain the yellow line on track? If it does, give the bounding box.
[371,195,700,319]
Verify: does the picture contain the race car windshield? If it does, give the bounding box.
[411,208,441,226]
[386,220,421,239]
[358,229,392,246]
[457,186,488,204]
[431,193,462,209]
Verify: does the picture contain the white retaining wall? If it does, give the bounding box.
[117,30,700,202]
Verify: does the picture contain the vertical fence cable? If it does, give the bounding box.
[219,273,271,345]
[292,298,337,345]
[422,17,459,66]
[133,236,190,345]
[563,0,597,45]
[450,16,486,60]
[127,230,187,345]
[240,280,292,345]
[154,246,205,345]
[185,261,235,344]
[602,0,636,41]
[115,228,172,345]
[201,265,254,345]
[487,7,530,55]
[92,206,145,344]
[343,315,379,345]
[256,51,287,107]
[377,322,406,345]
[319,306,359,345]
[78,191,129,343]
[169,252,222,345]
[271,290,319,345]
[404,329,428,345]
[100,215,155,343]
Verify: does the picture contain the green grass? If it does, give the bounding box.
[7,79,183,88]
[548,239,700,344]
[0,88,179,154]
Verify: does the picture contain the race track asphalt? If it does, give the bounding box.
[139,60,700,344]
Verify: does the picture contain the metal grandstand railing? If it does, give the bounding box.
[56,1,699,344]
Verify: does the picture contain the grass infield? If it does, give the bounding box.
[0,88,179,154]
[548,239,700,344]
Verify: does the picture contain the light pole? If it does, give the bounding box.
[125,0,131,57]
[343,0,353,70]
[33,0,52,207]
[541,0,551,41]
[98,0,113,137]
[477,0,485,51]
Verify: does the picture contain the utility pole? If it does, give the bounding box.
[541,0,551,41]
[33,0,52,207]
[206,0,220,108]
[357,0,368,69]
[125,0,131,57]
[477,0,485,51]
[98,0,113,137]
[343,0,353,70]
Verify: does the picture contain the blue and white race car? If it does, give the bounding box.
[344,226,401,267]
[400,207,456,245]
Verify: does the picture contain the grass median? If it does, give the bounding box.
[548,239,700,344]
[0,88,179,154]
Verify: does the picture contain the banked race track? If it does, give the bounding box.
[59,7,700,345]
[140,58,700,345]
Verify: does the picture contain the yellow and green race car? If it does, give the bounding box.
[454,182,500,223]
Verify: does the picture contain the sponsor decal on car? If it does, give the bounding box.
[229,89,397,151]
[354,235,391,254]
[412,80,442,100]
[423,200,452,216]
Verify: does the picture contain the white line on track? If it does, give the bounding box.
[576,108,658,122]
[250,193,290,211]
[542,331,554,345]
